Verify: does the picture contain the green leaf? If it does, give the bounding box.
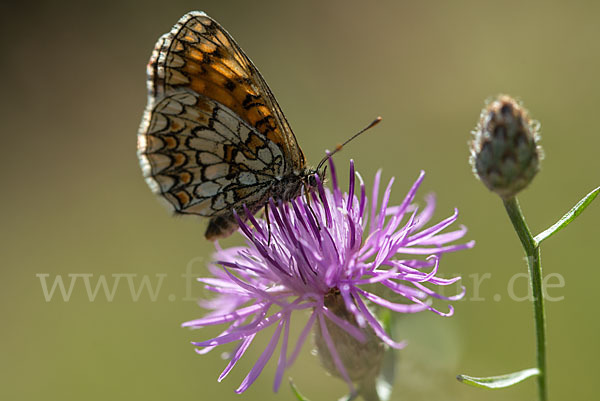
[535,185,600,244]
[456,368,540,389]
[289,378,311,401]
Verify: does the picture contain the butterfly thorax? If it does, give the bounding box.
[204,168,318,240]
[269,168,319,202]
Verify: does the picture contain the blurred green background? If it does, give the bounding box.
[2,0,599,400]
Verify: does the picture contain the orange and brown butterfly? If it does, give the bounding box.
[137,11,321,240]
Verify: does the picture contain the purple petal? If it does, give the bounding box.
[406,208,459,245]
[356,171,367,220]
[192,309,282,347]
[415,226,468,246]
[413,282,466,301]
[328,155,344,205]
[353,291,407,349]
[286,311,317,367]
[317,312,355,392]
[375,177,395,233]
[273,314,291,392]
[196,319,244,355]
[321,306,367,343]
[235,319,284,393]
[182,303,267,327]
[345,267,399,285]
[218,333,256,381]
[397,171,426,214]
[393,240,475,255]
[340,284,366,327]
[347,160,355,211]
[411,193,436,231]
[369,169,382,234]
[356,288,429,313]
[243,204,266,240]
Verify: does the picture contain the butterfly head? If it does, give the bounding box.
[304,167,323,193]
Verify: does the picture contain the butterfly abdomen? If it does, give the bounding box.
[205,214,239,240]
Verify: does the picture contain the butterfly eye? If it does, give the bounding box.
[307,173,318,189]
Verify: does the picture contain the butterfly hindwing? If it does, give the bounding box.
[139,88,285,213]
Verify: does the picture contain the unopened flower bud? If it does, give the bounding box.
[470,95,542,199]
[314,289,385,385]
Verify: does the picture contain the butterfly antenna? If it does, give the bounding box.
[316,116,382,173]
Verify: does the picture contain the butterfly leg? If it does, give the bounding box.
[306,200,322,231]
[303,181,321,231]
[264,203,272,246]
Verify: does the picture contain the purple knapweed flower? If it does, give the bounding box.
[183,159,474,394]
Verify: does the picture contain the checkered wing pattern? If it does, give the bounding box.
[137,12,307,239]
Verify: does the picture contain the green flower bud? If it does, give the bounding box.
[470,95,543,199]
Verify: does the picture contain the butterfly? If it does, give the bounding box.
[137,11,322,240]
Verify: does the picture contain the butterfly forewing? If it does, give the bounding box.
[138,11,308,239]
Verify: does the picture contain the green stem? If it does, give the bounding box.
[503,197,547,401]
